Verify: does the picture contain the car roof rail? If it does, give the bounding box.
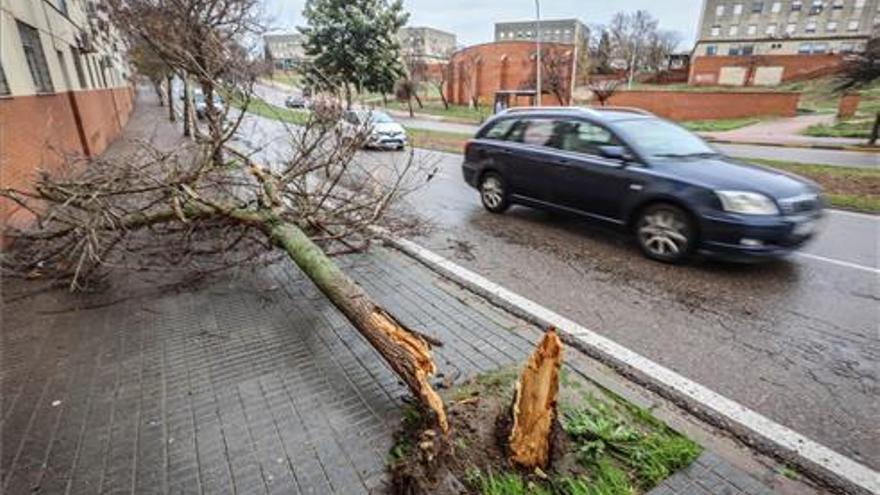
[589,106,655,116]
[501,106,602,117]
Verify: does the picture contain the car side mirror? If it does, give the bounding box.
[599,145,634,163]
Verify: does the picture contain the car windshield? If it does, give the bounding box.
[365,111,394,124]
[613,119,717,158]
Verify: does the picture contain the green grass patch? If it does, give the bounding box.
[383,98,490,124]
[407,128,472,154]
[230,96,311,125]
[563,402,701,490]
[680,118,762,132]
[803,119,874,139]
[824,193,880,213]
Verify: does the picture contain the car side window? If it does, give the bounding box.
[554,120,620,156]
[483,118,517,140]
[507,119,555,147]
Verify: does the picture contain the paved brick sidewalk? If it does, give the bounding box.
[1,246,778,495]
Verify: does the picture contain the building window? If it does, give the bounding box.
[771,1,782,12]
[711,24,722,36]
[840,41,855,52]
[748,24,758,34]
[805,20,817,31]
[798,42,812,53]
[786,22,798,33]
[71,46,87,88]
[0,64,10,96]
[832,0,845,8]
[733,3,744,14]
[847,19,860,30]
[809,0,824,14]
[742,44,755,55]
[826,20,838,30]
[706,44,718,55]
[729,24,739,35]
[854,0,865,7]
[812,42,828,53]
[729,45,742,55]
[792,0,803,10]
[716,4,726,16]
[752,1,764,13]
[16,21,54,94]
[766,23,778,34]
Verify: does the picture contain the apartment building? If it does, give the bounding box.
[691,0,879,85]
[1,0,135,226]
[399,26,457,63]
[264,33,307,70]
[494,18,588,49]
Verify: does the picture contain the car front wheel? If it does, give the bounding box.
[479,173,510,213]
[636,204,695,263]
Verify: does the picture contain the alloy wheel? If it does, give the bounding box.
[637,207,692,261]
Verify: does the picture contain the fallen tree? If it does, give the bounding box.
[3,0,450,433]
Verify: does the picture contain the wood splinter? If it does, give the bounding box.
[508,327,563,469]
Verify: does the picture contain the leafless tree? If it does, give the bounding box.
[522,48,572,105]
[587,78,622,106]
[429,61,451,109]
[108,0,264,164]
[644,30,682,73]
[608,10,659,85]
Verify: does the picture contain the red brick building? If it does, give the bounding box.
[0,0,135,229]
[446,41,575,107]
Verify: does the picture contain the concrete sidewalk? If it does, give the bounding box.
[700,114,867,148]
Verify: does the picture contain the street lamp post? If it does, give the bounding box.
[535,0,541,106]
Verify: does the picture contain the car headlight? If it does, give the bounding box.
[715,191,779,215]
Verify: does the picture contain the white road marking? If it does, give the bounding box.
[386,235,880,495]
[794,252,880,274]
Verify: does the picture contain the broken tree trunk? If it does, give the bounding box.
[508,328,563,469]
[267,220,449,433]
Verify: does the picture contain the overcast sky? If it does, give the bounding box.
[262,0,704,49]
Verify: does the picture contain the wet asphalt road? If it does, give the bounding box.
[237,109,880,472]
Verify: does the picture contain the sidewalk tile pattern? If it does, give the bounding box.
[0,248,776,494]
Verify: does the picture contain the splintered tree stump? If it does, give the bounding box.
[508,328,563,469]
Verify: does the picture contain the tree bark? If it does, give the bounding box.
[870,112,879,146]
[182,75,192,138]
[437,83,449,110]
[407,96,414,117]
[508,328,563,469]
[166,74,176,122]
[267,220,449,433]
[413,91,423,109]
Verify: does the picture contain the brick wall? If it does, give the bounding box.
[0,86,136,228]
[605,90,800,120]
[689,54,845,86]
[838,92,860,119]
[446,41,574,106]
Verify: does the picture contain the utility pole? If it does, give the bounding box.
[535,0,542,106]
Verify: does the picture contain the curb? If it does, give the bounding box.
[704,137,880,153]
[383,234,879,495]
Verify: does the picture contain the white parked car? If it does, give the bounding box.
[341,110,407,150]
[194,94,225,118]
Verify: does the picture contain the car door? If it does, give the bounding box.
[549,119,644,223]
[498,118,559,203]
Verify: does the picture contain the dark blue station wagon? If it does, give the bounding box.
[462,107,824,263]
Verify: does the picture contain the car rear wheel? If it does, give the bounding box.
[479,173,510,213]
[636,204,695,263]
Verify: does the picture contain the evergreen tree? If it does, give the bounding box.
[300,0,408,107]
